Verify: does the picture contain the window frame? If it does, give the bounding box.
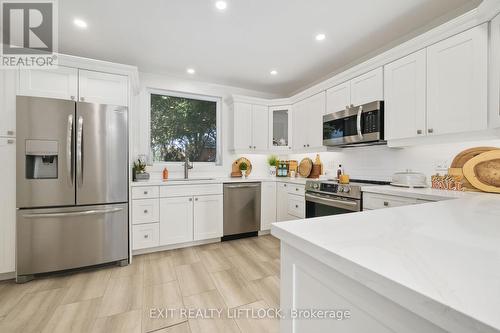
[147,88,222,166]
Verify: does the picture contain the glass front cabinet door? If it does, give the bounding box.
[269,105,292,151]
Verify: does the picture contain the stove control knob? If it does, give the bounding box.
[343,187,351,193]
[313,183,319,189]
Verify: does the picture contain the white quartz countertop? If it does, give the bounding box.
[271,193,500,333]
[130,176,308,187]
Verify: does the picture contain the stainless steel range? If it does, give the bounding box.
[305,179,389,217]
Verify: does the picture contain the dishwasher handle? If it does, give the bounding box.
[224,184,261,189]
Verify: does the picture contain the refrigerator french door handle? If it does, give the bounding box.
[356,105,363,139]
[76,115,84,187]
[66,114,74,186]
[22,207,123,219]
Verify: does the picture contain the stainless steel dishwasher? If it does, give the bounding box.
[222,182,261,240]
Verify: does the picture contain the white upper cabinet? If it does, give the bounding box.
[18,66,78,101]
[384,49,427,140]
[233,102,253,150]
[251,104,269,150]
[0,69,16,137]
[78,69,128,106]
[490,14,500,128]
[427,24,488,136]
[18,67,128,106]
[232,102,268,151]
[269,105,293,151]
[293,92,326,150]
[326,81,350,114]
[350,67,384,106]
[193,195,223,241]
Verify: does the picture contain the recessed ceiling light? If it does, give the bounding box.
[215,1,227,10]
[315,33,326,41]
[73,18,87,29]
[270,70,278,76]
[186,68,196,74]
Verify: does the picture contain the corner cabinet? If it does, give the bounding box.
[18,67,128,106]
[269,105,293,151]
[426,24,488,136]
[293,92,326,150]
[232,102,269,152]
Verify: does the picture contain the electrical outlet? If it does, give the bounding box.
[434,160,448,171]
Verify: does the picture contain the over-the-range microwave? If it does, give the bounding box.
[323,101,385,147]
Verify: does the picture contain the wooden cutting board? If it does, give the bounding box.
[231,157,252,177]
[298,158,313,178]
[463,150,500,193]
[450,147,499,168]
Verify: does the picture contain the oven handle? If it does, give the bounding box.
[305,193,359,212]
[356,105,363,139]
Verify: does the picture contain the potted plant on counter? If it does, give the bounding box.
[267,155,278,177]
[239,161,248,179]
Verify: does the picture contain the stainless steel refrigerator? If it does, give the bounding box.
[16,96,129,283]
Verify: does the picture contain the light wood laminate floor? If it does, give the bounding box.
[0,235,280,333]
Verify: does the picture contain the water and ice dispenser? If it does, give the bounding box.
[25,140,59,179]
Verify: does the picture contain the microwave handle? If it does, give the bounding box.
[356,105,363,138]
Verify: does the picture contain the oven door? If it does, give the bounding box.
[305,192,360,218]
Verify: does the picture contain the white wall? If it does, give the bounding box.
[290,139,500,182]
[132,72,280,180]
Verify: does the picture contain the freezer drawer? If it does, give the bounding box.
[16,203,128,276]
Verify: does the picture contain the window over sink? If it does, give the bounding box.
[150,91,221,163]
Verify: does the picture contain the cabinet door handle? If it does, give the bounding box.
[248,145,252,149]
[143,209,148,214]
[189,198,193,201]
[70,95,75,100]
[307,144,310,147]
[80,97,85,102]
[143,191,148,195]
[253,146,256,149]
[417,129,422,135]
[295,205,299,208]
[7,130,14,136]
[7,139,15,144]
[383,201,389,207]
[144,234,149,239]
[295,188,299,191]
[195,197,198,201]
[428,128,434,134]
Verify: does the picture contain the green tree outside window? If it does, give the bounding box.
[151,94,217,162]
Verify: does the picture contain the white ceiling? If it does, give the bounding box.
[59,0,480,96]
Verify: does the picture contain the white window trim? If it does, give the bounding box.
[147,88,223,166]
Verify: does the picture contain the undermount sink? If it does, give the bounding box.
[166,178,216,182]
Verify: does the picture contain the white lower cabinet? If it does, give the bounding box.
[0,137,16,274]
[132,223,160,250]
[363,192,426,210]
[277,182,290,221]
[132,185,223,250]
[193,195,223,240]
[287,193,305,219]
[261,181,277,231]
[159,196,194,245]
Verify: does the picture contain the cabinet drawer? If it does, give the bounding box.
[363,193,418,210]
[287,193,305,218]
[160,184,223,197]
[132,186,159,199]
[286,183,305,196]
[132,199,159,224]
[133,223,159,250]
